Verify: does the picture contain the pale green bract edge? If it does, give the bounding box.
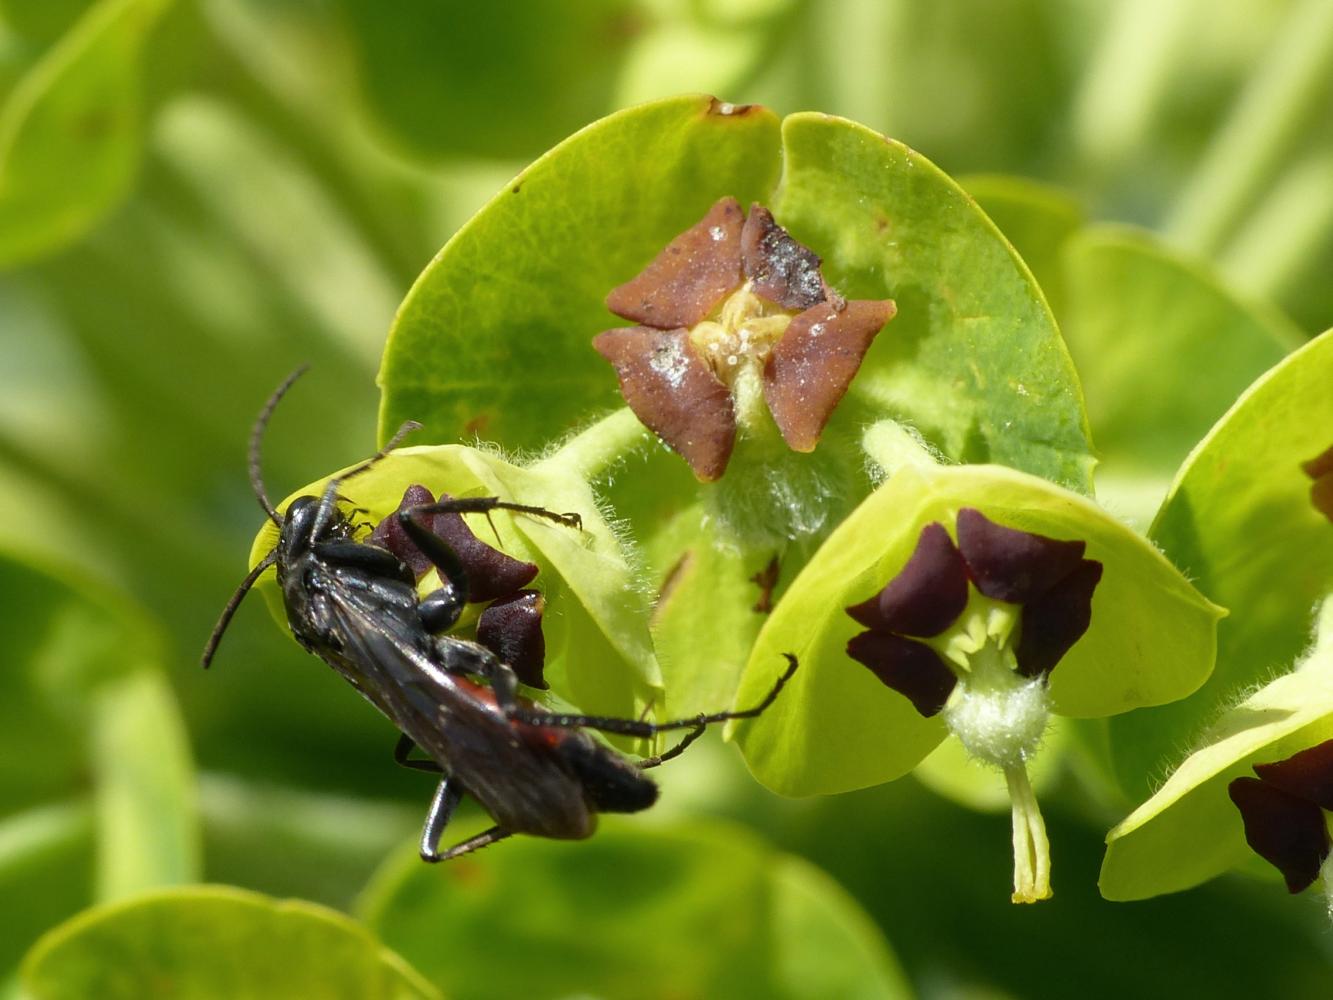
[357,817,911,1000]
[1105,327,1333,798]
[1061,224,1299,529]
[17,885,440,1000]
[248,443,661,720]
[731,463,1223,798]
[1101,607,1333,901]
[0,0,172,268]
[960,173,1085,321]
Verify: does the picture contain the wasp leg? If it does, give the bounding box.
[418,777,514,864]
[313,540,415,584]
[429,637,524,714]
[637,723,707,770]
[393,733,442,774]
[430,825,515,863]
[399,495,582,635]
[510,654,799,739]
[418,778,464,861]
[410,496,582,532]
[397,510,469,634]
[310,419,420,540]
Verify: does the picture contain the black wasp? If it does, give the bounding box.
[203,368,798,861]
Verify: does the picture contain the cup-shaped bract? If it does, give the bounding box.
[731,463,1223,796]
[1102,601,1333,902]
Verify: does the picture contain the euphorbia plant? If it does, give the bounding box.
[246,96,1228,901]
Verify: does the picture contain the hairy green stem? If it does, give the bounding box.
[860,419,940,477]
[535,407,651,482]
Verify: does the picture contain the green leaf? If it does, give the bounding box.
[1062,225,1299,527]
[338,0,638,162]
[0,803,93,980]
[88,671,196,898]
[249,441,661,720]
[18,885,440,999]
[0,0,96,49]
[196,775,417,913]
[732,462,1223,796]
[1106,328,1333,798]
[0,545,197,981]
[1101,612,1333,901]
[0,0,171,268]
[359,817,911,1000]
[962,173,1083,320]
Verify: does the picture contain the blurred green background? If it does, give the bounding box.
[2,1,1332,997]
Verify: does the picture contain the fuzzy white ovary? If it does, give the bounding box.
[937,599,1054,902]
[943,645,1049,770]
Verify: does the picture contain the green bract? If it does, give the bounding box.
[0,0,172,268]
[359,817,912,1000]
[731,461,1223,795]
[1101,600,1333,901]
[963,173,1083,320]
[19,886,438,999]
[379,94,1091,488]
[377,94,1093,717]
[1106,327,1333,798]
[247,436,660,724]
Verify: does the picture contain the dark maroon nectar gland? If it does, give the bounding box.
[371,484,549,688]
[846,508,1102,903]
[1229,739,1333,898]
[1302,444,1333,522]
[593,197,895,482]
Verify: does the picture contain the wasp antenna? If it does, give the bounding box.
[337,420,422,486]
[202,551,278,669]
[250,365,311,526]
[311,420,422,542]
